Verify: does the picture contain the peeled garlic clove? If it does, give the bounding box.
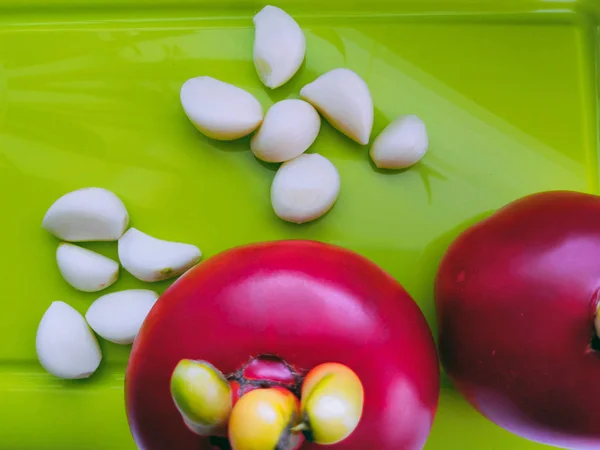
[370,115,428,169]
[300,68,374,145]
[118,228,201,282]
[180,76,263,141]
[251,99,320,163]
[271,153,340,224]
[36,301,102,379]
[253,5,306,89]
[85,289,159,345]
[56,243,119,292]
[42,187,129,242]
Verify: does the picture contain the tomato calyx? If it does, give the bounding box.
[228,355,303,402]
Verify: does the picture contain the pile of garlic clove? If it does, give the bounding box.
[36,187,202,379]
[35,4,430,379]
[180,5,429,225]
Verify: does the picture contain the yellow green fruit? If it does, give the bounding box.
[300,362,364,445]
[228,387,303,450]
[170,359,232,435]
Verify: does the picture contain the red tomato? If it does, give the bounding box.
[435,191,600,448]
[126,240,439,449]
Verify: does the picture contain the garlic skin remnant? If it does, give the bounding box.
[271,153,340,224]
[56,243,119,292]
[36,301,102,379]
[180,76,264,140]
[370,115,428,169]
[251,99,321,163]
[86,290,160,345]
[253,5,306,89]
[118,228,202,282]
[300,68,374,145]
[42,187,129,242]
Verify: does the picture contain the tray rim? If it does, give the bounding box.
[0,2,598,449]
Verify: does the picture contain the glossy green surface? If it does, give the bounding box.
[0,1,598,448]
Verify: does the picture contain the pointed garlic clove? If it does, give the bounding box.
[228,387,303,450]
[180,76,263,141]
[253,5,306,89]
[251,99,320,163]
[171,360,233,436]
[85,289,159,345]
[300,363,364,445]
[36,301,102,379]
[370,115,428,169]
[56,243,119,292]
[118,228,201,282]
[42,187,129,242]
[271,153,340,224]
[300,68,374,145]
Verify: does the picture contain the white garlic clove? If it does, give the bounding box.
[253,5,306,89]
[85,289,159,345]
[36,301,102,379]
[56,243,119,292]
[251,99,321,163]
[370,115,428,169]
[300,68,374,145]
[180,76,263,141]
[118,228,202,282]
[370,114,429,169]
[42,187,129,242]
[271,153,340,224]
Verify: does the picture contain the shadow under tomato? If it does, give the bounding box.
[418,210,494,325]
[414,209,495,388]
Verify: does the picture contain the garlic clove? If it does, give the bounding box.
[36,301,102,379]
[56,243,119,292]
[370,115,428,169]
[251,99,320,163]
[85,289,159,345]
[42,187,129,242]
[300,68,374,145]
[271,153,340,224]
[118,228,202,282]
[180,76,264,141]
[253,5,306,89]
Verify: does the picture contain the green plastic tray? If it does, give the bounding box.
[1,0,598,448]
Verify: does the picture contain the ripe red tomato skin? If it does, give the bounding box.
[126,240,439,450]
[435,190,600,449]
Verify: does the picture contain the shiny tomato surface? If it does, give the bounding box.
[126,240,439,450]
[436,191,600,449]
